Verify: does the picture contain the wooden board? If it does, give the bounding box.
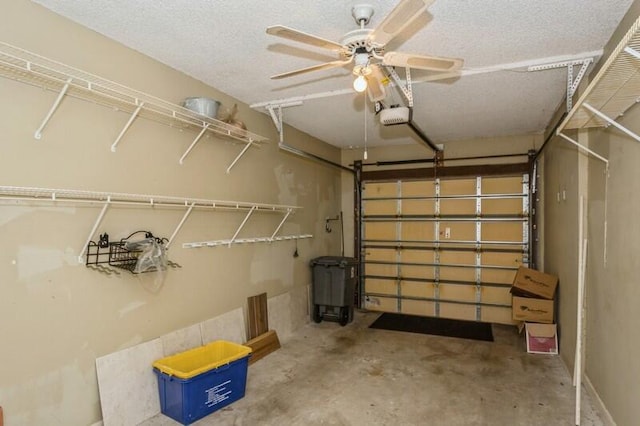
[247,293,268,340]
[245,330,281,365]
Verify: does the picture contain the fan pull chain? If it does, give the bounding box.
[363,95,368,160]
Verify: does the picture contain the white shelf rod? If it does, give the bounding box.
[179,123,210,164]
[582,102,640,143]
[557,132,609,164]
[183,234,313,249]
[271,209,293,240]
[226,139,255,174]
[78,200,110,263]
[166,202,195,249]
[229,206,257,247]
[111,102,144,152]
[34,77,72,140]
[0,185,300,213]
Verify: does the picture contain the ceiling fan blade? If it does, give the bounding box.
[266,25,344,51]
[368,0,434,46]
[383,51,463,72]
[367,66,388,102]
[271,60,351,80]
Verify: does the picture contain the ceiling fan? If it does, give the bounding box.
[266,0,463,102]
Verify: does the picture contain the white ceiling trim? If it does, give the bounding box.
[250,50,602,110]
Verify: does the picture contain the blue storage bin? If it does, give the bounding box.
[153,341,251,425]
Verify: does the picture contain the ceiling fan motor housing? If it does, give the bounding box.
[352,4,374,25]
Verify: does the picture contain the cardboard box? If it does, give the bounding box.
[510,266,558,300]
[525,323,558,355]
[512,296,554,323]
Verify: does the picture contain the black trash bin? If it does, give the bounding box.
[310,256,357,326]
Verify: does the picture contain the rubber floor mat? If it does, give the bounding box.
[369,313,494,342]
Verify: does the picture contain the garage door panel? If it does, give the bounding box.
[439,266,476,282]
[481,306,515,325]
[482,176,522,193]
[364,295,397,312]
[401,249,435,263]
[401,264,435,280]
[403,200,435,215]
[482,252,523,267]
[482,268,518,285]
[440,199,476,215]
[439,283,476,303]
[440,221,476,241]
[440,179,476,195]
[401,281,435,298]
[366,263,397,277]
[402,180,434,197]
[481,286,512,305]
[364,182,398,197]
[365,222,397,240]
[482,198,523,215]
[401,300,435,316]
[401,222,435,240]
[365,279,397,295]
[482,222,523,241]
[364,200,397,215]
[365,248,396,262]
[439,303,476,322]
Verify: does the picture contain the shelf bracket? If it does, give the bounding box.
[527,58,593,111]
[179,123,210,164]
[270,208,293,241]
[228,206,257,247]
[34,77,72,140]
[77,199,110,263]
[386,67,414,107]
[582,102,640,143]
[226,138,255,174]
[166,202,195,249]
[111,102,145,152]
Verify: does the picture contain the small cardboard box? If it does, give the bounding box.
[525,323,558,354]
[510,266,558,300]
[512,296,554,323]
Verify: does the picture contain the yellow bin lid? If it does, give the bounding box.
[153,340,252,379]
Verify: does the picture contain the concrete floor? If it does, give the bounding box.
[143,311,604,426]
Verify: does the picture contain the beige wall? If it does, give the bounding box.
[541,3,640,424]
[0,2,341,425]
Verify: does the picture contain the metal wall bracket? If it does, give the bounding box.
[34,77,72,139]
[78,199,110,263]
[111,102,144,152]
[528,58,593,111]
[386,67,414,107]
[582,102,640,143]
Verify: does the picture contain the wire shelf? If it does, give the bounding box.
[0,41,268,145]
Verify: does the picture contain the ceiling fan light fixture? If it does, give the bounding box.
[353,75,368,92]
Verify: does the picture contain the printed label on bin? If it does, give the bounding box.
[205,380,232,407]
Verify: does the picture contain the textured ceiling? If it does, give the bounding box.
[31,0,635,151]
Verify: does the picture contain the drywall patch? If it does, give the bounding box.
[250,246,294,288]
[0,205,76,227]
[118,300,147,318]
[18,245,64,284]
[274,164,297,206]
[200,307,246,344]
[96,338,163,426]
